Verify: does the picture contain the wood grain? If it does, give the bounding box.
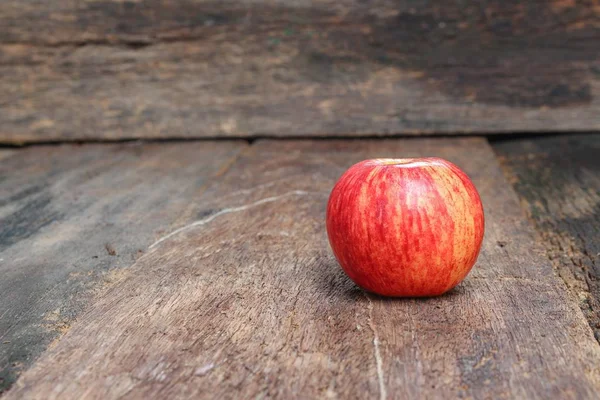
[7,138,600,399]
[0,141,247,394]
[494,134,600,342]
[0,151,16,162]
[1,0,599,142]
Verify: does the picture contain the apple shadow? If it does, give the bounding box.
[314,254,467,303]
[364,285,465,304]
[312,254,365,302]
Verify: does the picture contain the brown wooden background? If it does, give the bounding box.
[2,1,600,399]
[1,0,599,143]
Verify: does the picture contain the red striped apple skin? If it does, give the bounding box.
[326,158,484,297]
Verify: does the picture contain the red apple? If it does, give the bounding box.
[326,158,484,297]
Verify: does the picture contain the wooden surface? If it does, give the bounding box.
[0,141,247,393]
[1,1,599,143]
[494,134,600,341]
[4,138,600,399]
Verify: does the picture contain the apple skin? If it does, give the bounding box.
[326,158,484,297]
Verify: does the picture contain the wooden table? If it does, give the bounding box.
[1,1,600,398]
[0,135,598,399]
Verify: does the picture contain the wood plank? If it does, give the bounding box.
[493,134,600,342]
[1,1,599,143]
[0,151,16,162]
[6,138,600,399]
[0,141,247,394]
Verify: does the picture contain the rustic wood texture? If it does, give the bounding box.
[0,141,247,394]
[1,1,599,143]
[0,151,16,162]
[494,134,600,342]
[6,138,600,399]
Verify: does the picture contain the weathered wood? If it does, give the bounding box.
[494,134,600,342]
[0,151,16,162]
[0,1,599,143]
[0,141,247,394]
[6,138,600,399]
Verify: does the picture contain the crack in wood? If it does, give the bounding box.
[365,293,387,400]
[149,190,324,249]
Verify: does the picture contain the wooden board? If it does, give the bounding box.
[6,138,600,399]
[0,141,247,394]
[494,134,600,342]
[1,1,599,143]
[0,151,16,162]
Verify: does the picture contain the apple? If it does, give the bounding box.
[326,158,484,297]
